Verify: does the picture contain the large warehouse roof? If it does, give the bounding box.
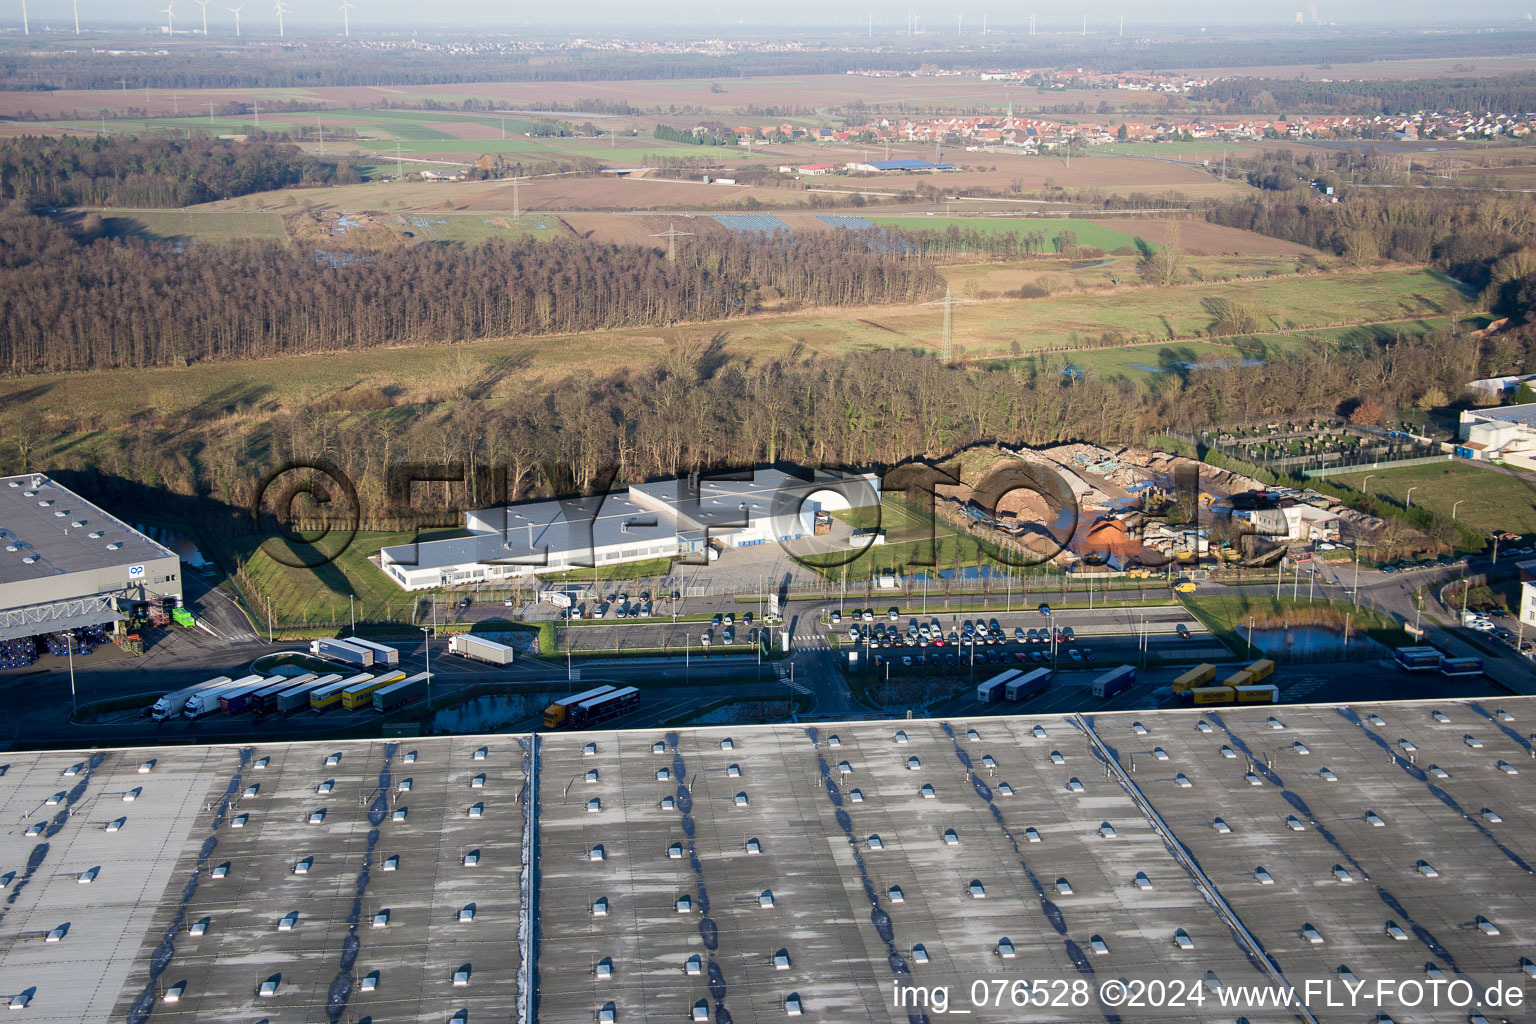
[2,699,1533,1023]
[0,475,174,589]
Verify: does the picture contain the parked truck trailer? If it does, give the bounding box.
[309,638,374,669]
[373,672,431,712]
[1091,665,1135,699]
[543,686,618,729]
[976,668,1022,704]
[1189,685,1238,705]
[1171,664,1216,693]
[276,674,340,714]
[342,637,399,668]
[448,634,517,666]
[342,670,406,710]
[1234,683,1279,704]
[1395,646,1444,672]
[150,676,231,721]
[310,673,372,712]
[218,677,283,715]
[1245,659,1275,682]
[1005,667,1052,702]
[568,686,640,729]
[184,675,263,719]
[252,674,315,715]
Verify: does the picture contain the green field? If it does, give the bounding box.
[98,209,289,244]
[870,217,1155,252]
[1328,462,1536,534]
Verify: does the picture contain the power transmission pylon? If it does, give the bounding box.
[650,222,694,262]
[921,285,976,363]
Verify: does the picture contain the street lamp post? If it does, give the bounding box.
[1362,474,1375,497]
[1246,614,1254,658]
[1352,550,1361,607]
[1405,486,1418,508]
[419,627,432,712]
[1452,499,1465,520]
[66,637,77,719]
[1414,592,1423,637]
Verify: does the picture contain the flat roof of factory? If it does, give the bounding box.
[0,474,174,589]
[1,698,1532,1023]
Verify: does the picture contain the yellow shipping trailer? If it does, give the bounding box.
[311,673,371,711]
[1222,668,1252,688]
[1234,683,1279,704]
[1245,659,1275,682]
[1190,686,1238,705]
[342,670,405,710]
[1172,663,1217,693]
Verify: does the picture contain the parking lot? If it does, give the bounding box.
[829,605,1211,674]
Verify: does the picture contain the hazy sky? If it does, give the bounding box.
[16,0,1536,32]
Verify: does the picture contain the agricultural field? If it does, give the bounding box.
[869,216,1154,252]
[0,74,1239,123]
[1327,462,1536,535]
[937,252,1315,298]
[1092,219,1318,257]
[1094,141,1260,158]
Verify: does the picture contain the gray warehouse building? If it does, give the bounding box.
[2,698,1534,1022]
[0,473,182,642]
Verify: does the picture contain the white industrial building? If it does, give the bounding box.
[1458,402,1536,470]
[1243,504,1341,543]
[378,468,880,591]
[0,473,182,640]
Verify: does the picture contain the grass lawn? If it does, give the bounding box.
[99,210,289,245]
[216,526,469,630]
[1327,462,1536,534]
[870,217,1155,253]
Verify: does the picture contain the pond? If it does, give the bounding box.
[1238,625,1389,662]
[430,693,548,734]
[135,524,209,569]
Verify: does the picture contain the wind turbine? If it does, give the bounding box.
[195,0,208,32]
[954,11,963,35]
[160,0,175,35]
[20,0,28,34]
[227,3,242,34]
[338,0,356,36]
[70,0,78,33]
[273,0,288,36]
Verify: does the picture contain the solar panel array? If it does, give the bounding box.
[710,215,794,234]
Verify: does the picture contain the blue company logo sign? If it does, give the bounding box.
[127,565,145,579]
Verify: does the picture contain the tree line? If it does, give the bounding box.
[1190,75,1536,117]
[1206,187,1536,309]
[37,309,1536,534]
[0,211,943,373]
[0,134,348,208]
